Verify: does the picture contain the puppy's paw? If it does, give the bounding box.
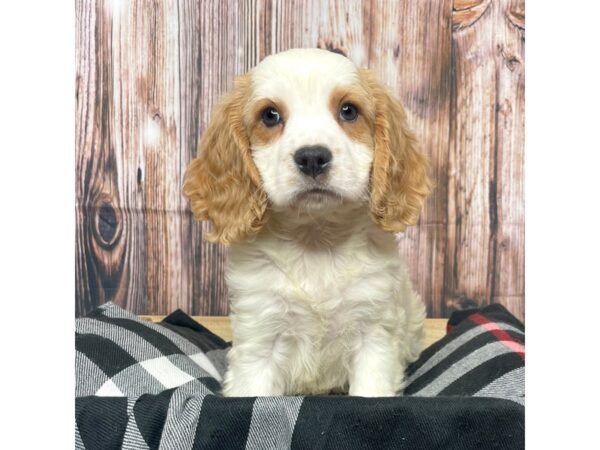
[348,385,398,397]
[222,383,281,397]
[221,384,256,397]
[222,369,283,397]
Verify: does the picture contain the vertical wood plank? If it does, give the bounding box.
[108,0,192,315]
[448,0,524,320]
[178,0,203,315]
[190,0,241,315]
[447,0,496,312]
[489,0,525,320]
[76,0,138,315]
[75,0,96,315]
[111,1,150,314]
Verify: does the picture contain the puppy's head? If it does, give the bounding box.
[184,48,431,244]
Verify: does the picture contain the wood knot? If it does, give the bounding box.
[452,0,491,31]
[93,195,122,249]
[499,45,522,71]
[507,8,525,30]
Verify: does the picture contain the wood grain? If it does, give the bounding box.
[76,0,525,321]
[446,0,525,318]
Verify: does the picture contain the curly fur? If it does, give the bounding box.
[360,69,432,232]
[183,75,268,244]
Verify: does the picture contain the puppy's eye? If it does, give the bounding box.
[261,107,281,127]
[339,103,358,122]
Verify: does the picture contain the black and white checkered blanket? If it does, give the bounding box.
[75,303,524,449]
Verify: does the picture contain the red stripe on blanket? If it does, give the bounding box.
[469,313,525,360]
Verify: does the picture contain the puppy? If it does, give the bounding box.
[184,48,431,397]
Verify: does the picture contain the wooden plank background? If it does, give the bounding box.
[75,0,525,320]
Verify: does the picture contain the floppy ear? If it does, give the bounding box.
[183,75,268,245]
[362,69,432,232]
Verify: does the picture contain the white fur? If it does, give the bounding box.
[250,49,372,210]
[222,49,426,397]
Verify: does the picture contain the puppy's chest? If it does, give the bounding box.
[229,228,401,322]
[272,245,367,306]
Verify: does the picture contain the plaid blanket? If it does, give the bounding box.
[75,303,524,449]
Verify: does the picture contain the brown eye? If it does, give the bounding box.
[340,103,358,122]
[261,107,281,127]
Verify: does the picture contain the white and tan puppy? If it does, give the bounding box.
[184,48,431,397]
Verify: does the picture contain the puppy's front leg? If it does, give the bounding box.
[348,326,403,397]
[222,342,285,397]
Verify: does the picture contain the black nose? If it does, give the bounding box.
[293,146,332,178]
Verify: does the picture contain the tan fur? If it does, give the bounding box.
[360,69,432,232]
[183,75,268,244]
[248,98,287,147]
[328,86,374,146]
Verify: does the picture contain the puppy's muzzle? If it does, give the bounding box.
[293,145,332,179]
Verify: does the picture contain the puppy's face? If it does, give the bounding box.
[246,50,374,212]
[184,48,431,244]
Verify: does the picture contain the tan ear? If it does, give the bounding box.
[183,75,268,244]
[361,69,432,232]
